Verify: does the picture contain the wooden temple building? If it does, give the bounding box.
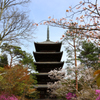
[33,26,64,99]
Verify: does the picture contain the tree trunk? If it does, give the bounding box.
[74,38,78,91]
[10,55,13,67]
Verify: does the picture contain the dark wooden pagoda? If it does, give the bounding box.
[33,26,64,99]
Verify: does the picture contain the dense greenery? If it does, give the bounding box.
[0,54,8,67]
[78,41,100,68]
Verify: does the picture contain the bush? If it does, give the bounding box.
[0,65,36,99]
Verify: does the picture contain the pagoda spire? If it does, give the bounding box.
[46,26,50,41]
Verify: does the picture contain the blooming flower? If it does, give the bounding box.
[96,90,100,100]
[0,93,18,100]
[66,92,76,100]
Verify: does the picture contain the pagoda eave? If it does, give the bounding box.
[34,41,61,44]
[33,52,63,54]
[34,62,64,72]
[34,62,64,65]
[34,42,62,52]
[34,84,48,88]
[36,73,48,75]
[33,52,63,62]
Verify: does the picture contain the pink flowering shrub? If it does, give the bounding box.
[0,93,18,100]
[96,90,100,100]
[66,92,76,100]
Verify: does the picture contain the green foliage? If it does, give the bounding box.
[1,43,24,59]
[78,41,99,68]
[0,75,3,81]
[30,74,37,85]
[20,53,36,71]
[25,90,40,99]
[0,54,8,67]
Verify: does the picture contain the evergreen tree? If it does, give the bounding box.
[20,53,36,72]
[0,54,8,67]
[78,41,99,68]
[1,43,25,67]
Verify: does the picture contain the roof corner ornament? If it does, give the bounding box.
[46,25,50,41]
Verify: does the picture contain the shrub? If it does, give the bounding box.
[0,65,36,99]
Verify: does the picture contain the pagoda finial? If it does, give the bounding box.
[46,25,50,41]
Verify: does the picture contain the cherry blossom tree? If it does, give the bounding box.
[33,0,100,43]
[48,65,98,99]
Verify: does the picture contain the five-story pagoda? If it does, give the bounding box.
[33,26,64,99]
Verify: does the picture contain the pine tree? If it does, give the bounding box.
[0,54,8,67]
[78,41,99,68]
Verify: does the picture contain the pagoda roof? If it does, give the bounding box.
[35,62,64,73]
[36,73,48,75]
[34,84,48,88]
[33,52,63,62]
[34,41,61,44]
[34,42,62,52]
[34,62,64,64]
[33,52,62,54]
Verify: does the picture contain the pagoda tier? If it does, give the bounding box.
[33,52,63,62]
[34,42,61,52]
[34,62,64,73]
[36,73,58,84]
